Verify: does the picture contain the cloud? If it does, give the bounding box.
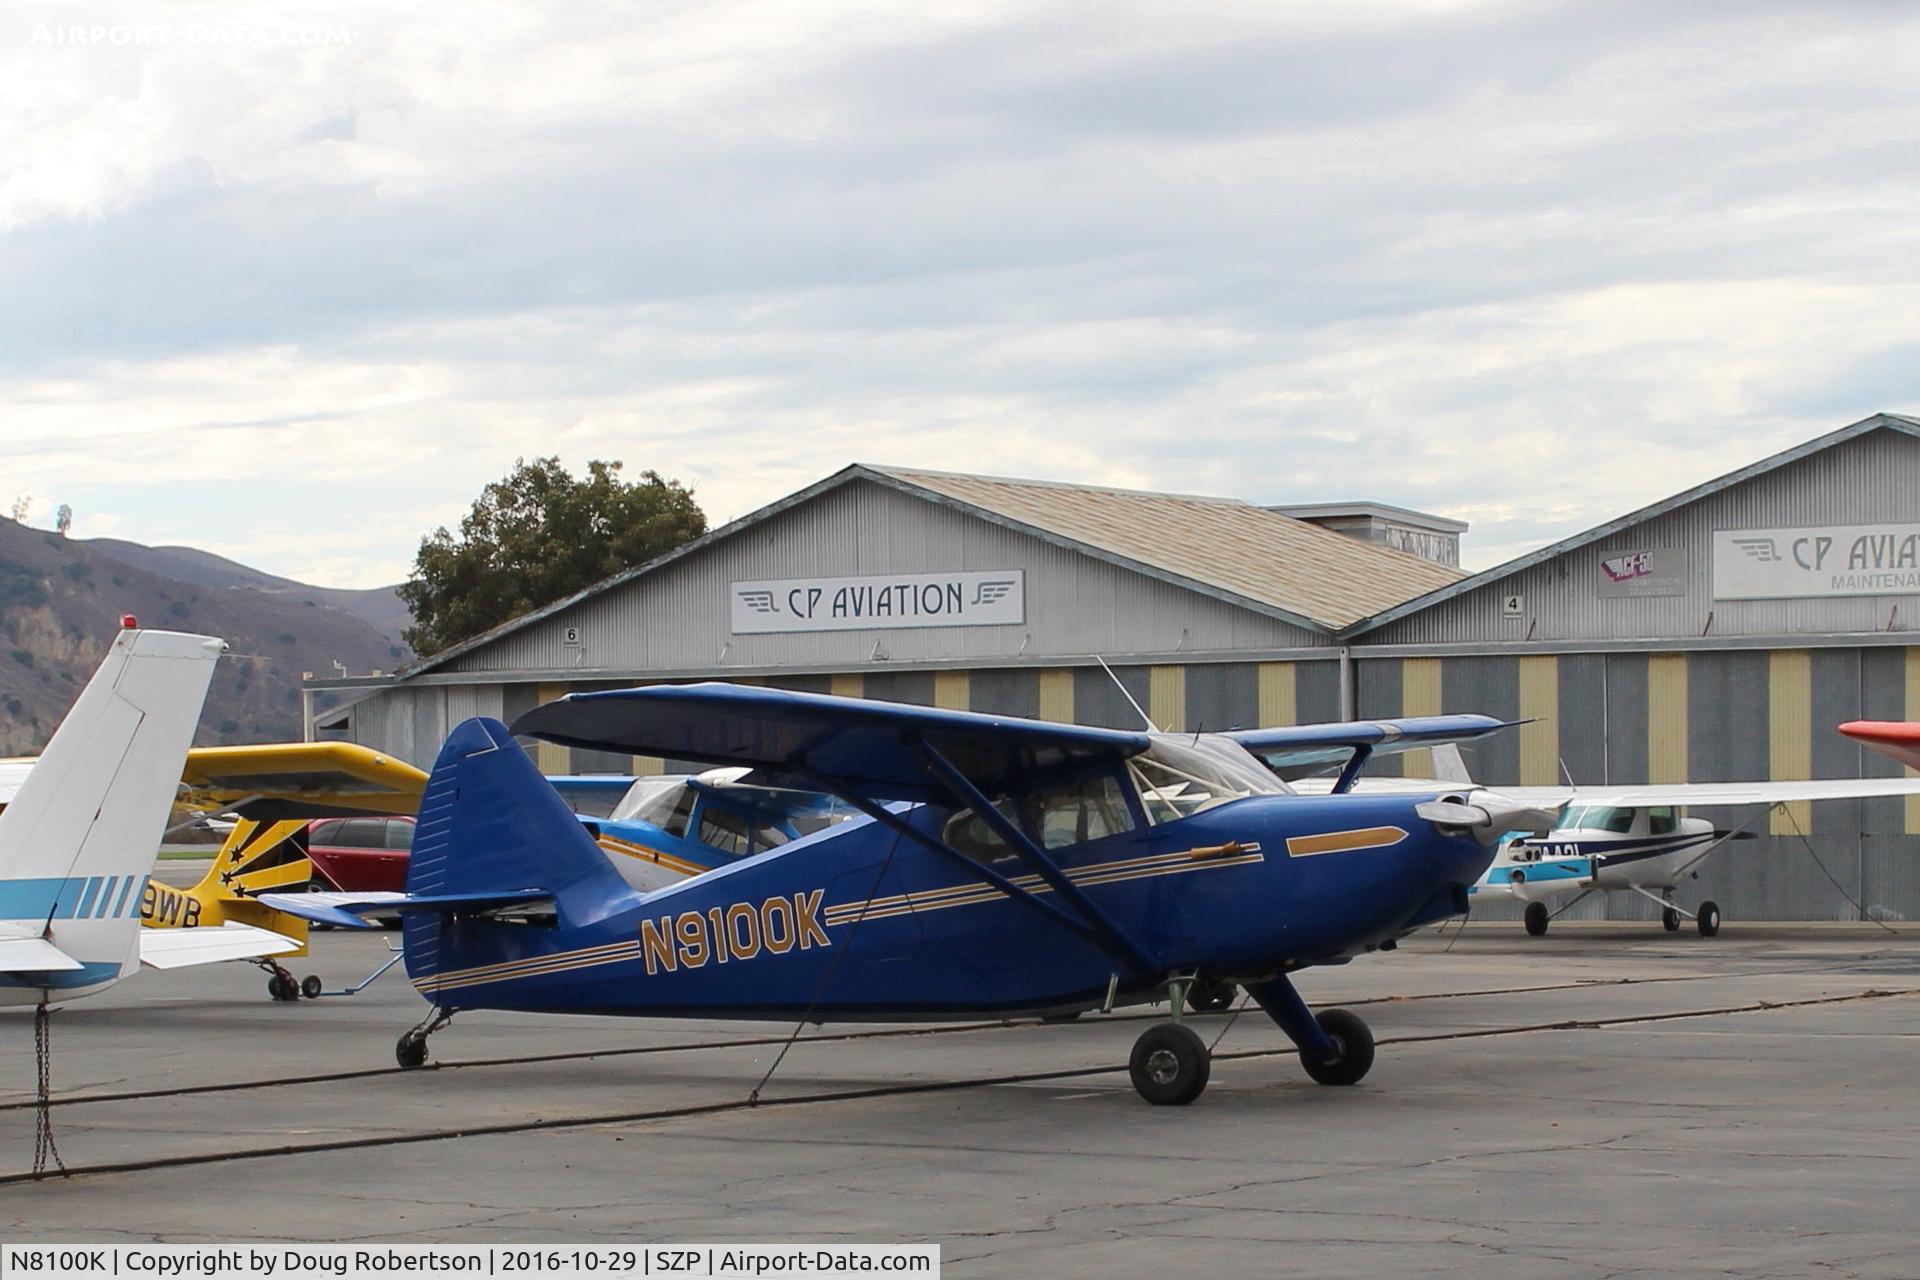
[3,1,1918,587]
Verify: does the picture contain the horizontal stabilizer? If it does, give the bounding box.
[257,888,551,931]
[0,936,83,972]
[138,923,301,970]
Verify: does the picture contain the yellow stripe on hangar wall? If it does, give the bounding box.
[830,673,863,699]
[1149,665,1185,733]
[1400,657,1442,779]
[535,683,572,773]
[1769,650,1812,835]
[1038,669,1074,723]
[1516,654,1559,787]
[1257,662,1297,727]
[1647,654,1688,786]
[933,670,969,711]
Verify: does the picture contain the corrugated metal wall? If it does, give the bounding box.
[444,479,1323,675]
[1369,427,1920,644]
[1355,645,1920,923]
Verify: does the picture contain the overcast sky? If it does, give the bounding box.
[4,0,1917,588]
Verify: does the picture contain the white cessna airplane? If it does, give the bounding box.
[1281,728,1920,939]
[1,625,301,1007]
[1471,772,1920,937]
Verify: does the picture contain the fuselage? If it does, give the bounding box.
[406,789,1498,1021]
[1473,805,1722,904]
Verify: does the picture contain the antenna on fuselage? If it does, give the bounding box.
[1093,655,1161,733]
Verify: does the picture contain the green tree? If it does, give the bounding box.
[400,457,707,657]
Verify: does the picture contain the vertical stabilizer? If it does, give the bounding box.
[0,628,224,995]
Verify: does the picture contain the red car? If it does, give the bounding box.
[305,816,414,892]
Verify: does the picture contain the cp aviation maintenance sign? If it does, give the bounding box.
[731,570,1025,634]
[1713,524,1920,600]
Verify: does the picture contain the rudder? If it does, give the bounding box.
[403,717,636,986]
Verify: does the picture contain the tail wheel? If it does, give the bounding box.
[396,1032,429,1070]
[1186,976,1238,1013]
[1129,1024,1211,1106]
[1662,907,1681,932]
[1697,901,1722,937]
[301,975,324,1000]
[266,973,295,1002]
[1524,901,1550,937]
[1301,1009,1375,1086]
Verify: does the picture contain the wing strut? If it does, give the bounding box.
[907,738,1159,976]
[1331,746,1373,795]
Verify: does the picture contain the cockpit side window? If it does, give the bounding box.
[1647,806,1678,834]
[1029,773,1136,850]
[941,770,1140,860]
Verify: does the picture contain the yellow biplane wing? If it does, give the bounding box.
[181,741,429,821]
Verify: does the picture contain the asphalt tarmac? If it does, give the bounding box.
[3,913,1918,1279]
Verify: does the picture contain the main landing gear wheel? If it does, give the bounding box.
[1696,901,1722,938]
[1129,1023,1211,1106]
[1301,1009,1375,1087]
[1186,976,1238,1013]
[1662,907,1682,932]
[266,973,297,1002]
[1524,902,1550,937]
[395,1032,428,1070]
[301,975,324,1000]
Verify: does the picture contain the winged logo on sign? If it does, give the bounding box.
[1732,537,1781,563]
[737,589,780,614]
[971,579,1016,607]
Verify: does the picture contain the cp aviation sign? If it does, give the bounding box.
[1714,524,1920,600]
[731,570,1025,634]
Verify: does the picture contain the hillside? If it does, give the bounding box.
[0,519,406,754]
[83,538,413,638]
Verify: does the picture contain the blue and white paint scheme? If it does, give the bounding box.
[0,626,300,1008]
[264,685,1540,1105]
[1472,771,1920,936]
[550,770,855,894]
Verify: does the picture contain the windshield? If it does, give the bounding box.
[612,776,694,825]
[1128,733,1288,823]
[1558,805,1636,834]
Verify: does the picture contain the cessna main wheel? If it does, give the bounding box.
[1524,902,1550,937]
[1662,907,1681,932]
[1129,1024,1210,1106]
[1301,1009,1375,1087]
[1697,901,1722,937]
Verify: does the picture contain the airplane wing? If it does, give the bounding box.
[1840,721,1920,771]
[180,742,429,821]
[1301,777,1920,808]
[1228,715,1520,779]
[137,922,302,970]
[1490,778,1920,808]
[0,936,83,972]
[512,682,1152,803]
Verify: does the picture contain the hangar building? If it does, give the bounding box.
[316,412,1920,922]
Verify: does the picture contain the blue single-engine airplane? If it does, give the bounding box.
[264,685,1537,1105]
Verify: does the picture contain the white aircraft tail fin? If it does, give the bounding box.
[0,628,225,952]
